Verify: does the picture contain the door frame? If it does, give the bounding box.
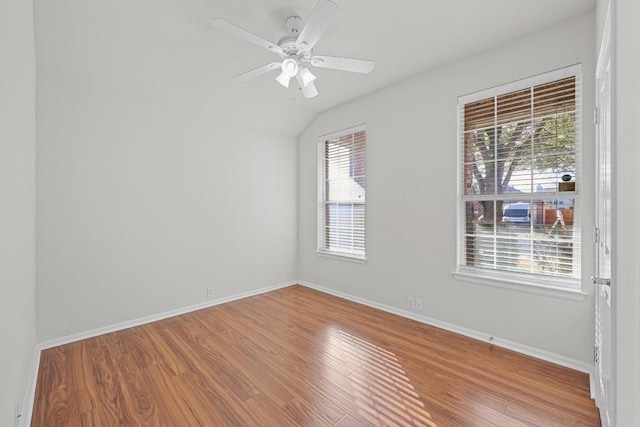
[594,2,615,426]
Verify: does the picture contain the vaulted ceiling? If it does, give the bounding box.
[35,0,595,136]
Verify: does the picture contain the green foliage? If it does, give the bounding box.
[468,112,576,195]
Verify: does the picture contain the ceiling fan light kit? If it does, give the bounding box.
[299,67,317,87]
[275,71,291,88]
[301,81,319,98]
[211,0,374,99]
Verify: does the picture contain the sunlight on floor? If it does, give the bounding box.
[326,328,438,427]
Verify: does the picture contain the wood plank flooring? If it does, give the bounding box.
[31,285,601,426]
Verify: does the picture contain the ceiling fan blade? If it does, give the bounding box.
[212,18,284,55]
[233,62,282,82]
[295,0,339,50]
[309,55,374,74]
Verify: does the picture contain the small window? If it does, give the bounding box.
[318,125,366,260]
[456,65,582,291]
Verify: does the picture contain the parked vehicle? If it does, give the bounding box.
[502,202,530,224]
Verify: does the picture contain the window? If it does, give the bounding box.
[456,65,582,291]
[318,125,366,260]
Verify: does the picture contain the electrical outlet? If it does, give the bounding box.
[206,287,214,298]
[408,297,415,309]
[416,299,423,311]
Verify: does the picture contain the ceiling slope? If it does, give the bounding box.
[35,0,595,136]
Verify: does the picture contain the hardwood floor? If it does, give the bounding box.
[32,285,600,426]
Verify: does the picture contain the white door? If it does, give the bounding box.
[594,7,613,427]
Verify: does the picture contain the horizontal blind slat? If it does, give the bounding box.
[459,69,581,286]
[320,127,366,257]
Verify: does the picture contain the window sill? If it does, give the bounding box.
[452,269,588,301]
[316,250,367,264]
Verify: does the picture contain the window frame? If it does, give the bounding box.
[455,65,584,296]
[317,124,367,261]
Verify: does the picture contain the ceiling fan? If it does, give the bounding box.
[211,0,374,98]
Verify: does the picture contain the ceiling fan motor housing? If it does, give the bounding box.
[278,17,311,60]
[286,16,303,34]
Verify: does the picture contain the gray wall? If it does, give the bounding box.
[298,12,596,365]
[8,0,640,423]
[614,0,640,423]
[35,64,298,341]
[596,0,610,51]
[0,0,37,424]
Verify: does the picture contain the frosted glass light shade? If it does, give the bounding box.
[275,72,291,88]
[299,67,317,87]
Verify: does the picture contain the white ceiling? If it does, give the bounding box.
[35,0,595,136]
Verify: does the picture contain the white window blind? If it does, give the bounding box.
[457,66,582,290]
[318,126,366,259]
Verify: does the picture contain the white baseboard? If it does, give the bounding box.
[23,278,594,426]
[23,280,296,426]
[37,280,297,350]
[298,280,593,375]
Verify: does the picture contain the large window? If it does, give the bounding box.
[318,125,366,260]
[456,66,582,291]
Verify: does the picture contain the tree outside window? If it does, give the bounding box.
[458,70,581,286]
